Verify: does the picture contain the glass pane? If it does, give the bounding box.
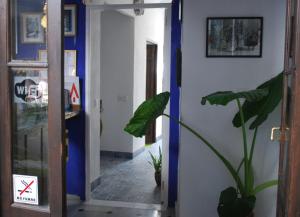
[91,0,172,4]
[11,0,47,61]
[12,68,49,207]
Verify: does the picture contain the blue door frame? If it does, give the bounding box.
[169,0,181,207]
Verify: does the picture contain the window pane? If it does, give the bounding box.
[11,0,47,61]
[89,0,172,4]
[12,68,49,207]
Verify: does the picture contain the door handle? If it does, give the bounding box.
[271,127,290,142]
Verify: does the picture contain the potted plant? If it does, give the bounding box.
[124,73,283,217]
[148,147,162,186]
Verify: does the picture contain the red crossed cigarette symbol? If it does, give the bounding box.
[20,180,34,196]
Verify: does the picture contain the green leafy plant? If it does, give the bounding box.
[124,73,283,217]
[148,147,162,173]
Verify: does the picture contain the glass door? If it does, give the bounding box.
[0,0,65,217]
[277,0,300,216]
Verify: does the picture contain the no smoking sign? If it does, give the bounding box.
[13,175,39,205]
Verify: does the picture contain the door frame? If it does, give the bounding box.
[277,0,300,216]
[145,43,158,144]
[84,3,174,209]
[0,0,66,216]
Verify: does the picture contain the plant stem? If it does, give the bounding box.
[236,99,249,194]
[162,113,245,194]
[237,159,244,174]
[249,127,258,165]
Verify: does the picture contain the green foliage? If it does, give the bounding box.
[124,92,170,137]
[218,187,256,217]
[148,147,162,173]
[201,89,269,106]
[232,72,283,129]
[124,74,282,217]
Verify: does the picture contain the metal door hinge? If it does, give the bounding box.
[271,127,290,142]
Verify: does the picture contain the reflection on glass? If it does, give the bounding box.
[12,68,49,206]
[11,0,47,61]
[90,0,172,4]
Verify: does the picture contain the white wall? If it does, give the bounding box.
[86,8,102,189]
[179,0,286,217]
[132,9,166,152]
[100,11,135,153]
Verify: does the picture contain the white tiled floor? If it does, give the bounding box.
[91,141,162,204]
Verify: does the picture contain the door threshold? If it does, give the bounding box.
[84,199,163,211]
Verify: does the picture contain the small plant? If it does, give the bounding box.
[148,147,162,173]
[148,147,162,186]
[124,73,283,217]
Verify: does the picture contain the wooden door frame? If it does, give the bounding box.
[277,0,300,216]
[145,43,158,144]
[0,0,66,217]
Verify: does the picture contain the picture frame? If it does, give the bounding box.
[38,50,77,76]
[64,4,77,37]
[64,50,77,76]
[206,17,263,57]
[21,13,45,44]
[38,50,47,62]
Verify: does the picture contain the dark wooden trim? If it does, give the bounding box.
[277,0,300,217]
[276,0,293,215]
[283,0,300,216]
[0,0,65,216]
[145,44,158,144]
[0,1,13,217]
[48,0,66,216]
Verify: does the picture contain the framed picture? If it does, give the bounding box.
[64,50,77,76]
[38,50,47,62]
[21,13,45,44]
[206,17,263,57]
[38,50,77,76]
[64,4,77,37]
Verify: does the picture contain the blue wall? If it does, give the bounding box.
[64,0,86,200]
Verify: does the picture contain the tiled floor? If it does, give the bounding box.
[91,141,162,204]
[68,204,174,217]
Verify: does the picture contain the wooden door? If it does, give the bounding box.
[0,0,65,217]
[276,0,300,216]
[145,44,158,144]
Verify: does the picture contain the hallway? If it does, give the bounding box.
[91,141,162,204]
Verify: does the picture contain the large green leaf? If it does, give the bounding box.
[124,92,170,137]
[201,89,269,106]
[253,180,278,194]
[233,73,283,129]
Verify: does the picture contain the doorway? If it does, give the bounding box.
[84,4,171,211]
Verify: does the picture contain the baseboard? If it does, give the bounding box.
[133,146,145,158]
[91,176,101,191]
[100,147,145,159]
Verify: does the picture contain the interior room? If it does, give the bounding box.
[88,8,166,205]
[2,0,300,217]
